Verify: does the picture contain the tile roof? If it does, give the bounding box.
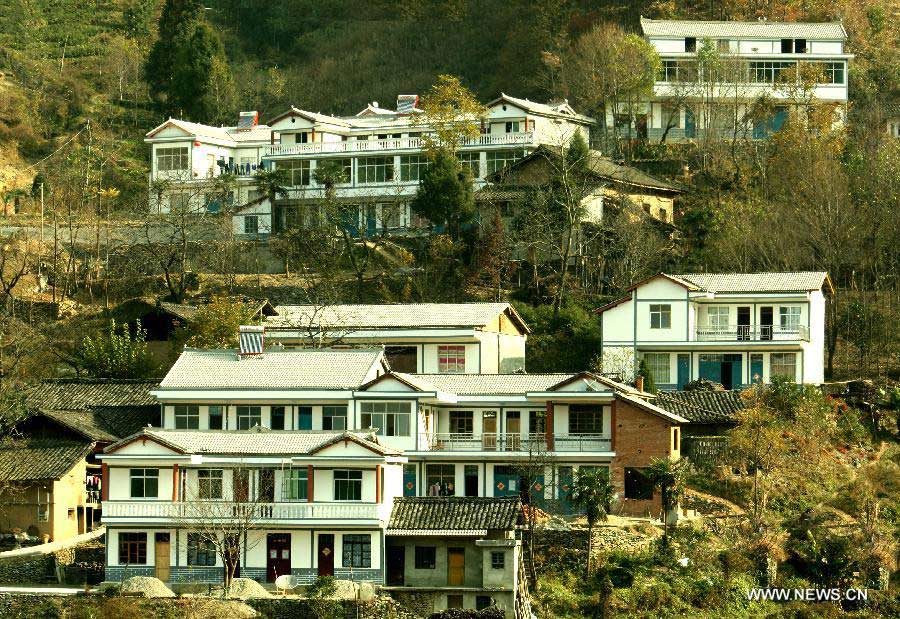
[388,497,521,532]
[587,153,683,192]
[0,439,93,481]
[640,17,847,40]
[40,408,158,443]
[29,379,160,410]
[158,349,383,390]
[617,392,690,424]
[267,303,528,332]
[145,119,273,144]
[400,373,594,395]
[109,429,400,456]
[655,390,745,424]
[676,272,830,293]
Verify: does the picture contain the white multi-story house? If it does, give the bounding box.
[144,95,594,237]
[597,272,832,390]
[98,341,685,598]
[637,18,852,141]
[264,302,529,374]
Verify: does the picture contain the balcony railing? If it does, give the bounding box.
[695,324,809,342]
[428,433,611,452]
[263,132,536,158]
[103,501,381,522]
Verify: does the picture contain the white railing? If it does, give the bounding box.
[428,433,611,452]
[263,132,536,157]
[103,501,381,521]
[695,324,809,342]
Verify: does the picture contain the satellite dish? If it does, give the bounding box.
[275,574,299,592]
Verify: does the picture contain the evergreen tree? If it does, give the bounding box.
[410,148,475,240]
[637,358,657,393]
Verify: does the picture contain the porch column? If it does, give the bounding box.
[172,464,179,501]
[307,465,314,503]
[376,465,382,503]
[545,402,554,451]
[610,400,617,451]
[100,463,108,502]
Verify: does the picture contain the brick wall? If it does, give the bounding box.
[611,398,678,517]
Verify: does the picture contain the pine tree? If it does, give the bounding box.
[410,148,475,240]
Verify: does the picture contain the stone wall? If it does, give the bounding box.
[0,553,55,583]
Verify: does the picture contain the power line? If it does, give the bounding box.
[11,121,91,179]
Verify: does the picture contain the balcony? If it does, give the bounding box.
[695,324,809,342]
[427,433,612,453]
[263,132,536,158]
[103,501,382,523]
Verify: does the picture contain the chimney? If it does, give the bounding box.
[635,375,645,392]
[238,325,264,357]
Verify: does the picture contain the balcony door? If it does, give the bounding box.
[505,411,521,451]
[258,469,275,503]
[760,307,774,340]
[737,307,751,341]
[482,411,497,450]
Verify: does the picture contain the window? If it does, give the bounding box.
[197,469,223,500]
[658,60,683,82]
[749,60,796,84]
[685,37,696,53]
[529,410,545,436]
[360,401,411,436]
[770,353,797,380]
[244,215,258,235]
[449,411,473,436]
[779,306,801,330]
[130,469,158,498]
[781,38,806,54]
[342,534,371,568]
[320,158,352,184]
[505,121,520,133]
[207,405,224,430]
[426,464,456,496]
[820,62,844,84]
[297,406,312,430]
[624,468,654,500]
[282,468,308,501]
[380,203,404,229]
[169,194,191,212]
[438,345,466,373]
[187,533,216,566]
[491,551,505,569]
[118,532,147,564]
[643,352,671,384]
[399,155,428,182]
[236,406,262,430]
[457,152,480,178]
[707,307,729,330]
[649,304,671,329]
[660,103,682,129]
[334,469,362,501]
[279,159,311,186]
[156,147,189,172]
[717,39,731,52]
[476,596,492,611]
[173,405,199,430]
[568,405,604,434]
[447,595,463,609]
[415,546,436,569]
[673,427,680,451]
[358,156,394,183]
[271,406,286,430]
[322,406,347,431]
[485,150,524,175]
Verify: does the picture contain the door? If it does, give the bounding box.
[258,469,275,503]
[760,307,773,340]
[505,411,520,451]
[154,533,170,582]
[727,354,743,390]
[365,205,377,236]
[482,412,497,450]
[737,307,751,341]
[386,546,405,586]
[685,108,696,138]
[318,534,334,576]
[464,465,479,497]
[493,466,518,497]
[447,548,465,586]
[558,466,574,514]
[750,354,764,384]
[699,354,723,384]
[676,354,690,390]
[403,464,417,497]
[266,533,291,583]
[721,359,734,390]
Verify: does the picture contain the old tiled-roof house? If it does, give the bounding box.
[0,379,159,542]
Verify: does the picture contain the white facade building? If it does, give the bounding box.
[597,272,832,390]
[144,95,594,237]
[638,18,852,141]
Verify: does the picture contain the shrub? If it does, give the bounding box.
[306,575,337,599]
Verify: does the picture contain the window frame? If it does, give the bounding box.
[208,405,224,430]
[649,304,672,329]
[438,345,466,373]
[706,306,729,330]
[357,156,395,184]
[490,551,506,570]
[243,215,259,235]
[155,147,189,173]
[282,468,309,502]
[779,306,801,330]
[129,468,159,499]
[342,534,371,568]
[770,352,797,380]
[360,401,412,436]
[173,404,200,430]
[270,406,286,430]
[278,159,312,186]
[398,154,428,182]
[333,469,363,501]
[485,149,524,175]
[322,406,347,431]
[456,152,480,178]
[568,405,604,434]
[236,405,262,430]
[414,546,436,569]
[449,411,473,436]
[187,532,216,566]
[197,468,224,500]
[118,532,148,565]
[643,352,671,384]
[425,464,456,496]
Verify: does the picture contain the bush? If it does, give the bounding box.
[306,575,337,599]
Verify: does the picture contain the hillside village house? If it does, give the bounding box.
[596,272,832,390]
[0,379,159,542]
[97,342,685,600]
[263,302,529,373]
[144,94,594,238]
[637,18,852,141]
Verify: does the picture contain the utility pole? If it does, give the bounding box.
[38,183,44,292]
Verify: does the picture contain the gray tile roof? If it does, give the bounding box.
[655,391,745,424]
[640,18,847,40]
[0,439,93,481]
[267,303,527,332]
[29,379,160,410]
[587,153,683,192]
[158,349,383,390]
[388,497,521,532]
[400,373,591,395]
[676,272,829,293]
[39,409,158,443]
[111,429,399,456]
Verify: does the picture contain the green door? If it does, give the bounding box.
[403,464,417,497]
[493,466,519,497]
[750,354,764,384]
[297,406,312,430]
[557,466,574,514]
[676,354,690,390]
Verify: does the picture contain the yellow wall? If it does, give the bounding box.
[0,460,89,542]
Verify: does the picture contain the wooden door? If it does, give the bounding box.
[386,546,405,585]
[154,533,170,582]
[482,412,497,450]
[266,533,291,582]
[447,548,465,586]
[318,534,334,576]
[505,411,520,451]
